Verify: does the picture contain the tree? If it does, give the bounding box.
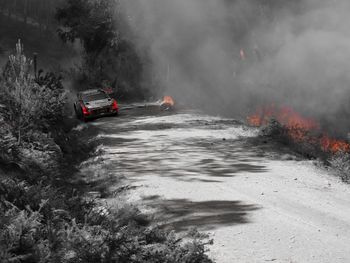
[56,0,146,99]
[1,40,66,143]
[56,0,118,57]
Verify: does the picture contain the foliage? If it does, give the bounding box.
[0,110,17,162]
[0,176,213,263]
[1,40,66,139]
[329,153,350,183]
[259,118,286,140]
[258,119,326,159]
[56,0,118,56]
[56,0,147,100]
[258,119,350,182]
[0,204,43,263]
[35,70,66,124]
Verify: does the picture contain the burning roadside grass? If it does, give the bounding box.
[247,105,350,182]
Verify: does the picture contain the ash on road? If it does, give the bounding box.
[87,104,350,263]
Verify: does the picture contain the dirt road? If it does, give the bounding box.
[88,105,350,263]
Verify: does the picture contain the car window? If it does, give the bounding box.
[83,93,108,102]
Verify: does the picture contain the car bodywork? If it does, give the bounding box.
[74,89,118,121]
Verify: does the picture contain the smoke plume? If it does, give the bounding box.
[120,0,350,136]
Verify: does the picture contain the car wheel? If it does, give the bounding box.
[74,104,79,119]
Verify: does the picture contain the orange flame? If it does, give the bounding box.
[320,135,350,153]
[162,96,175,107]
[248,105,350,154]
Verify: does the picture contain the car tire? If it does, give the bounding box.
[74,104,79,119]
[74,103,85,121]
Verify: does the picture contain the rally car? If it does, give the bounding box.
[74,89,118,121]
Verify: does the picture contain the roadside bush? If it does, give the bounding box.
[0,205,43,263]
[0,175,213,263]
[258,118,326,159]
[0,40,68,173]
[259,118,286,140]
[1,40,66,139]
[0,111,17,162]
[329,153,350,183]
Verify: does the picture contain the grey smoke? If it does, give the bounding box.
[120,0,350,136]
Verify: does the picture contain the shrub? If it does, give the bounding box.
[258,118,326,159]
[259,118,287,140]
[329,153,350,183]
[0,200,45,263]
[0,40,68,173]
[0,177,214,263]
[1,40,66,141]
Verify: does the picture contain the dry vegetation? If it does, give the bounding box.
[257,119,350,182]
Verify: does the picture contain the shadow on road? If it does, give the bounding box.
[93,136,269,182]
[143,195,260,232]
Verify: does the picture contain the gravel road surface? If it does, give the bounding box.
[87,104,350,263]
